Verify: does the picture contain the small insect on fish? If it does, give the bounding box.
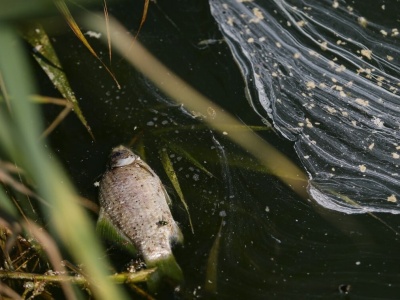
[97,145,184,290]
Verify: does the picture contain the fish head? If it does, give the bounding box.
[108,145,140,168]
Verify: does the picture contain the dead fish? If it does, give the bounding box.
[97,145,183,289]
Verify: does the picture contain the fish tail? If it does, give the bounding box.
[146,255,183,291]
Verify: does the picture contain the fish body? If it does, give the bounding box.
[98,145,183,287]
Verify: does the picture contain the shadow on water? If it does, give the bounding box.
[35,0,400,298]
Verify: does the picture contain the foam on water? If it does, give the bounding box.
[210,0,400,214]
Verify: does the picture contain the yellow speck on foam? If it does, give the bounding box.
[387,194,397,203]
[361,49,372,60]
[249,7,264,23]
[355,98,369,106]
[357,16,368,28]
[359,165,367,172]
[306,81,316,89]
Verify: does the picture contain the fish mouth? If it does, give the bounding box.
[109,145,138,168]
[112,156,136,167]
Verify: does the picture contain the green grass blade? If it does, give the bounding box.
[0,0,55,21]
[204,221,223,293]
[165,142,214,178]
[160,150,194,234]
[20,22,94,139]
[0,185,18,217]
[332,191,399,235]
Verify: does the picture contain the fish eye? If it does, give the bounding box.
[111,152,123,159]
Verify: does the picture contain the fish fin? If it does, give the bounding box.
[96,209,137,255]
[146,255,184,292]
[161,184,173,206]
[137,160,157,177]
[160,185,183,244]
[172,223,184,245]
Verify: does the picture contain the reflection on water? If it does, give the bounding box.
[210,0,400,214]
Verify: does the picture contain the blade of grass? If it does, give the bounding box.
[103,0,111,64]
[0,0,101,21]
[54,0,121,89]
[334,192,399,235]
[0,0,55,21]
[0,168,49,208]
[127,283,155,300]
[204,221,223,293]
[136,0,149,38]
[40,105,72,138]
[160,150,194,234]
[30,95,73,137]
[31,95,70,106]
[19,22,94,139]
[0,72,11,112]
[163,142,214,178]
[152,124,271,135]
[0,282,22,300]
[0,186,18,217]
[0,268,154,285]
[0,110,16,157]
[25,221,75,300]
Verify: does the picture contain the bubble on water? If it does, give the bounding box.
[146,121,154,126]
[193,174,200,181]
[210,0,400,214]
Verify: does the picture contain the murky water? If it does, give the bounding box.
[41,0,400,298]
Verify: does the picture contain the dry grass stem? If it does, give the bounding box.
[40,105,72,138]
[23,221,76,300]
[0,269,154,285]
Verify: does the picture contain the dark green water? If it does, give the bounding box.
[38,0,400,298]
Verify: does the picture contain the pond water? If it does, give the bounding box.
[41,0,400,298]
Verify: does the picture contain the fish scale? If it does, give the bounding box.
[97,145,183,289]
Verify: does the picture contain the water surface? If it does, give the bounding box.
[40,0,400,298]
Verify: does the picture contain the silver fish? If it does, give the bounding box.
[97,145,183,288]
